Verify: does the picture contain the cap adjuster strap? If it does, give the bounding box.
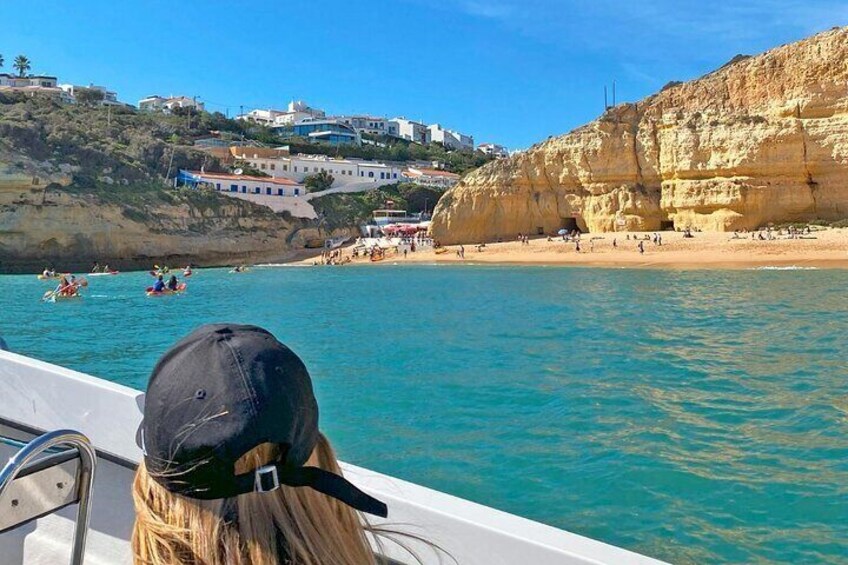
[254,465,280,493]
[234,462,388,518]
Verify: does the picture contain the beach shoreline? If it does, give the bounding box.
[295,228,848,270]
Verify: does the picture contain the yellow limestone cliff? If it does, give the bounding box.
[431,27,848,243]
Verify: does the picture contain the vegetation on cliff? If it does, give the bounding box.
[310,183,443,229]
[0,93,306,271]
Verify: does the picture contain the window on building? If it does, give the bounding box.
[360,171,364,177]
[380,172,385,179]
[216,183,221,190]
[314,167,318,172]
[278,189,283,196]
[283,165,288,171]
[255,187,261,194]
[368,172,374,178]
[270,164,275,171]
[266,187,272,195]
[349,170,353,175]
[241,186,247,193]
[261,163,266,170]
[231,184,238,192]
[294,188,300,196]
[293,166,297,172]
[393,173,397,179]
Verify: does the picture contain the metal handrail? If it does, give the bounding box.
[0,429,97,565]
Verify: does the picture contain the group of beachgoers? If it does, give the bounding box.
[732,226,813,241]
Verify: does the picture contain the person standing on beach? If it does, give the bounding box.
[575,240,581,253]
[638,241,645,254]
[613,238,617,248]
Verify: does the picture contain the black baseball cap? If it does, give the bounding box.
[140,324,387,518]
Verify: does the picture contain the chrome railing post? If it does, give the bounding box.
[0,429,98,565]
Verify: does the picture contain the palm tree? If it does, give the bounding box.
[13,55,31,78]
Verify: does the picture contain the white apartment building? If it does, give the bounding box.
[272,100,326,126]
[392,118,430,144]
[478,142,509,158]
[231,148,402,188]
[428,124,474,150]
[138,95,204,112]
[59,84,121,105]
[338,115,398,137]
[402,167,461,189]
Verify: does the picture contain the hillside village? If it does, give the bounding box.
[0,58,508,224]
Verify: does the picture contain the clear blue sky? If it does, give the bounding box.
[1,1,845,148]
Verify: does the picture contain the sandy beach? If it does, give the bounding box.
[304,228,848,269]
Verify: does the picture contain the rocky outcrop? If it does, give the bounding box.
[0,173,304,273]
[432,27,848,243]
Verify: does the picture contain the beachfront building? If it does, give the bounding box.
[391,118,430,144]
[230,147,402,188]
[59,83,121,106]
[271,100,326,126]
[138,95,204,113]
[402,167,461,189]
[338,115,398,137]
[478,142,509,158]
[429,124,474,150]
[276,118,362,145]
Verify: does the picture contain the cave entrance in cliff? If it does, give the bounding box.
[660,220,675,231]
[560,217,579,233]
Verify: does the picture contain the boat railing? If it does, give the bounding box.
[0,429,97,565]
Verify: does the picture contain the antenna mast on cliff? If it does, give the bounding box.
[612,80,616,107]
[604,86,608,110]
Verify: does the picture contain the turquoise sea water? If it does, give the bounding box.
[1,265,847,564]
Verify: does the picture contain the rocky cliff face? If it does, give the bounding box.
[0,175,304,273]
[0,95,318,272]
[432,27,848,243]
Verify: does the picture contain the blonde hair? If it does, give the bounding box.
[132,433,398,565]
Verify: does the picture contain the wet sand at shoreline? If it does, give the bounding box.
[302,228,848,269]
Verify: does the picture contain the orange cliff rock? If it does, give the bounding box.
[431,27,848,244]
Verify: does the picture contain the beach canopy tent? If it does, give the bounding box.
[382,224,420,235]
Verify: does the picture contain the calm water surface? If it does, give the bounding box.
[2,265,847,564]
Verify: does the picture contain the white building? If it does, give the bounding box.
[138,95,204,113]
[338,115,398,137]
[402,167,461,189]
[231,148,402,188]
[0,74,73,103]
[0,74,57,88]
[237,108,286,125]
[428,124,474,150]
[478,142,509,158]
[272,100,326,126]
[59,84,121,105]
[391,118,430,144]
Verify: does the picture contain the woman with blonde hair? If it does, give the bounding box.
[132,324,392,565]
